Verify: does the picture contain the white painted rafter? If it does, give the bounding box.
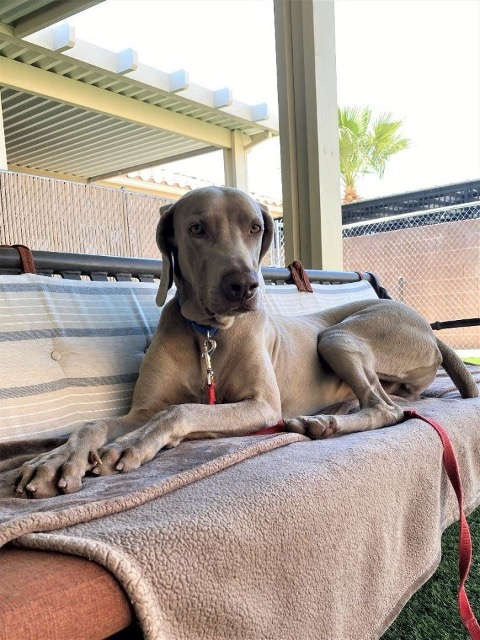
[25,25,277,128]
[0,56,236,148]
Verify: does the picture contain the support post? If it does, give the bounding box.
[223,130,248,191]
[0,91,7,169]
[274,0,343,269]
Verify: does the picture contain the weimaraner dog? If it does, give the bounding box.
[16,186,478,498]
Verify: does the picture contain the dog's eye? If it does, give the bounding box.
[250,224,262,234]
[189,224,204,235]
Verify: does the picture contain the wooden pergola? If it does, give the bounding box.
[0,0,342,269]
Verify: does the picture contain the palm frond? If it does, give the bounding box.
[338,106,410,192]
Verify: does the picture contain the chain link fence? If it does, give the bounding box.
[343,203,479,351]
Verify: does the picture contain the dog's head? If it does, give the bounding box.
[156,186,273,328]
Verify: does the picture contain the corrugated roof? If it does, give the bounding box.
[2,88,210,177]
[0,20,278,182]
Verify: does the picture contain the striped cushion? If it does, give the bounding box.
[264,280,379,316]
[0,274,378,442]
[0,275,161,442]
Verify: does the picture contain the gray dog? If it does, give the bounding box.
[16,186,478,498]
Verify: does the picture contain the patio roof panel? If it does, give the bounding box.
[0,26,277,183]
[2,87,213,180]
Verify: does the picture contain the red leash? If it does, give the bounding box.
[207,379,216,405]
[404,410,480,639]
[250,421,286,436]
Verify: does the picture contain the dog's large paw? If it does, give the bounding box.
[14,445,96,499]
[285,415,338,439]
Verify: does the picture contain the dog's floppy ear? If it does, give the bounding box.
[258,203,274,262]
[156,202,176,307]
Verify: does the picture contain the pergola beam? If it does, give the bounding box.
[274,0,343,270]
[0,56,236,150]
[25,27,277,129]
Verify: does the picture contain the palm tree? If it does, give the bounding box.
[338,107,410,203]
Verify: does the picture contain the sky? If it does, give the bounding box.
[61,0,480,201]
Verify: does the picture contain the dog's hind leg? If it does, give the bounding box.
[286,327,404,439]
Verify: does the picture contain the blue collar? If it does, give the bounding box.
[188,320,219,337]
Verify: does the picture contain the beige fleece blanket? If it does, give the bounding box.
[1,368,480,640]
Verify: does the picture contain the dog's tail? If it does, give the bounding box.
[436,338,479,398]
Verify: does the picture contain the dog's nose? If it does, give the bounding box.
[221,270,259,302]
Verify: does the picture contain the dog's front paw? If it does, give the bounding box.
[15,446,97,498]
[285,415,338,439]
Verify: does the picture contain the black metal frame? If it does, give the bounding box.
[0,248,163,282]
[0,248,389,296]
